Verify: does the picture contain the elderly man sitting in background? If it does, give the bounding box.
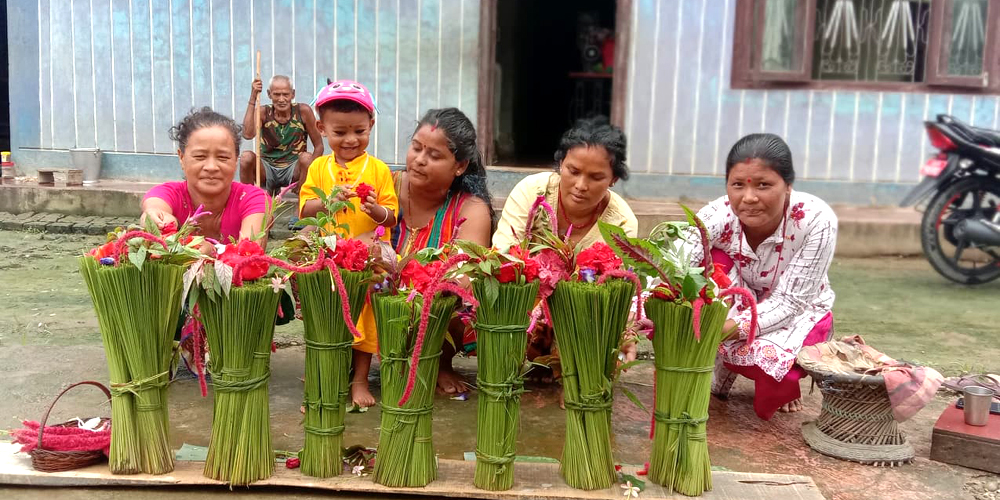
[240,75,323,197]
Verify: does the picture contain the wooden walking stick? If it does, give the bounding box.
[254,50,262,187]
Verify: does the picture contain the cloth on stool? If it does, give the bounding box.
[797,335,943,422]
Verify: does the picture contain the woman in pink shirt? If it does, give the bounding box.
[142,107,267,241]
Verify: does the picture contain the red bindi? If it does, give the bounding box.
[746,178,752,184]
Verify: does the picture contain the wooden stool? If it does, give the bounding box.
[37,168,83,187]
[801,369,914,466]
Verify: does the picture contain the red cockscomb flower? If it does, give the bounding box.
[711,262,732,289]
[330,238,369,271]
[220,240,269,281]
[576,242,622,275]
[355,182,375,201]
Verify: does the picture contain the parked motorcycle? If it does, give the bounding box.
[900,114,1000,284]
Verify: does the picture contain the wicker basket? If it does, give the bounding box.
[800,369,914,466]
[29,381,112,473]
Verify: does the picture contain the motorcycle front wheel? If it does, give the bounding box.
[921,177,1000,285]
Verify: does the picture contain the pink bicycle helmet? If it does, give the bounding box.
[314,79,376,114]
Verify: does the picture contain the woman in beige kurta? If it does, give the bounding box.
[492,116,639,379]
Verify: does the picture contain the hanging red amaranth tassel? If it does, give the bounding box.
[326,260,364,340]
[718,287,758,345]
[397,257,478,406]
[231,252,327,286]
[182,304,209,397]
[691,297,705,341]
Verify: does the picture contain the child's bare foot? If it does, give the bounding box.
[778,399,803,413]
[436,365,467,395]
[350,382,376,408]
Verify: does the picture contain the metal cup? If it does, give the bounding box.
[964,386,996,426]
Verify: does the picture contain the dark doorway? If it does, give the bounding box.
[493,0,616,165]
[0,0,9,152]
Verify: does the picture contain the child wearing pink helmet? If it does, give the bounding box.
[299,79,398,408]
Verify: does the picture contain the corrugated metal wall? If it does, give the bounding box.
[10,0,480,179]
[625,0,1000,184]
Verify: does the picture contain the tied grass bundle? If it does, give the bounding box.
[371,292,458,488]
[80,258,185,474]
[472,281,539,491]
[645,298,729,496]
[198,283,281,486]
[297,268,371,478]
[547,279,634,490]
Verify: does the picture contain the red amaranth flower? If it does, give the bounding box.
[497,262,518,284]
[160,221,178,236]
[535,249,569,297]
[522,257,540,282]
[220,240,269,282]
[89,241,117,260]
[576,242,622,275]
[355,182,375,201]
[400,260,436,293]
[330,237,369,272]
[712,262,732,289]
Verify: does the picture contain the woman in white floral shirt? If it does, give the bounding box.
[688,133,838,420]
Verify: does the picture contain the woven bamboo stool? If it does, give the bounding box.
[801,369,914,466]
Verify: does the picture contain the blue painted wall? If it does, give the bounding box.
[625,0,1000,193]
[9,0,994,201]
[8,0,481,181]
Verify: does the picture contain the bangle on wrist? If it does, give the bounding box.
[375,206,390,225]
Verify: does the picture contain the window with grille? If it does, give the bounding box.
[733,0,998,92]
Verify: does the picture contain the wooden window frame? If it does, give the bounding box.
[926,0,999,88]
[749,0,818,82]
[731,0,1000,95]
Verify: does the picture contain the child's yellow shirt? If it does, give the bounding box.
[298,152,397,239]
[298,152,397,354]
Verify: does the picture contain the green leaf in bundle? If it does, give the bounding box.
[144,215,160,236]
[481,276,499,310]
[310,186,329,203]
[127,246,148,271]
[620,385,648,413]
[454,240,489,259]
[682,275,698,301]
[214,260,234,297]
[297,217,322,228]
